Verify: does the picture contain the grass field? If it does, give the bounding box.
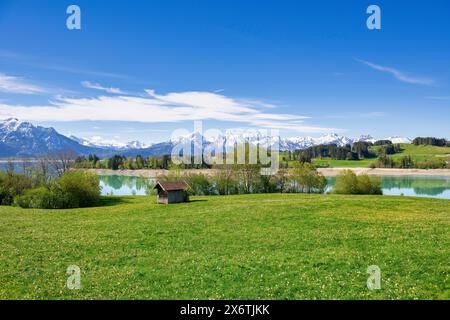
[311,159,374,168]
[391,144,450,162]
[307,144,450,168]
[0,194,449,300]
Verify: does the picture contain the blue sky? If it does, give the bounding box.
[0,0,449,144]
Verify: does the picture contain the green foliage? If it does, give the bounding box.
[0,171,34,205]
[374,154,396,168]
[185,173,214,196]
[413,137,449,147]
[14,187,62,209]
[57,171,101,208]
[295,144,362,161]
[158,163,326,196]
[15,171,100,209]
[290,162,327,193]
[333,170,382,195]
[376,144,402,156]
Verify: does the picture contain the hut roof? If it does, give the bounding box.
[154,181,188,192]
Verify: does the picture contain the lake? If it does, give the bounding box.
[99,175,450,200]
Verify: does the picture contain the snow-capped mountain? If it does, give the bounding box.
[126,140,150,149]
[354,134,377,144]
[0,118,102,157]
[312,133,353,147]
[70,136,150,150]
[0,118,414,158]
[385,136,412,144]
[280,136,315,151]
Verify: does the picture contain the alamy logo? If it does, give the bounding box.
[66,5,81,30]
[170,121,280,175]
[367,5,381,30]
[367,265,381,290]
[66,265,81,290]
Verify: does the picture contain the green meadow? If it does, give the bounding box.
[305,144,450,168]
[0,194,449,300]
[311,159,374,168]
[390,144,450,162]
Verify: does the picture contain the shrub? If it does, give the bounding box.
[290,162,327,194]
[357,174,382,195]
[0,172,34,205]
[333,170,382,195]
[14,187,63,209]
[185,173,214,196]
[57,171,101,208]
[15,171,100,209]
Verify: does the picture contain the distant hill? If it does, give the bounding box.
[0,118,108,158]
[0,118,415,158]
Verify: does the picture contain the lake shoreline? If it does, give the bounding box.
[87,168,450,177]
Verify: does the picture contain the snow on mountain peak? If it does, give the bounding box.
[314,133,352,147]
[385,136,412,144]
[355,134,377,144]
[70,135,150,150]
[1,118,23,134]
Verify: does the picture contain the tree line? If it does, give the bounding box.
[291,141,402,162]
[413,137,450,147]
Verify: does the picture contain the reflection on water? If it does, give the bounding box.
[1,162,449,199]
[100,175,156,196]
[326,176,450,199]
[100,174,450,199]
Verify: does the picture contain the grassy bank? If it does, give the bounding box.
[0,194,449,300]
[308,144,450,168]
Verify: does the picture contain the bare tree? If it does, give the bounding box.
[37,157,51,183]
[6,158,15,176]
[49,150,78,177]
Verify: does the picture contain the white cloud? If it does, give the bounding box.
[0,73,47,94]
[81,81,124,94]
[0,89,338,133]
[356,59,434,85]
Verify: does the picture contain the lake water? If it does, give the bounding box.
[99,175,450,200]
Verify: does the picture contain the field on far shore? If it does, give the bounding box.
[0,194,448,300]
[305,144,450,168]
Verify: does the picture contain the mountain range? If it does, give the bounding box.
[0,118,412,158]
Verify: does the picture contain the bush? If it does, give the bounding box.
[185,173,214,196]
[14,187,63,209]
[333,170,382,195]
[291,162,327,194]
[357,174,382,195]
[0,172,34,205]
[57,171,101,208]
[15,171,100,209]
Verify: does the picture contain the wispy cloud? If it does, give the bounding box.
[318,112,386,120]
[355,58,434,86]
[81,81,125,94]
[0,73,47,94]
[426,96,450,101]
[0,49,127,79]
[0,89,338,133]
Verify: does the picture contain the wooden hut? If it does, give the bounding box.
[154,181,189,204]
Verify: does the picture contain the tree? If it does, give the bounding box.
[213,165,236,195]
[333,170,381,195]
[413,137,448,146]
[50,150,77,177]
[135,155,145,169]
[274,168,289,193]
[290,162,327,194]
[238,164,260,194]
[109,155,124,170]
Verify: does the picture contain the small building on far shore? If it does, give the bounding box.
[154,181,189,204]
